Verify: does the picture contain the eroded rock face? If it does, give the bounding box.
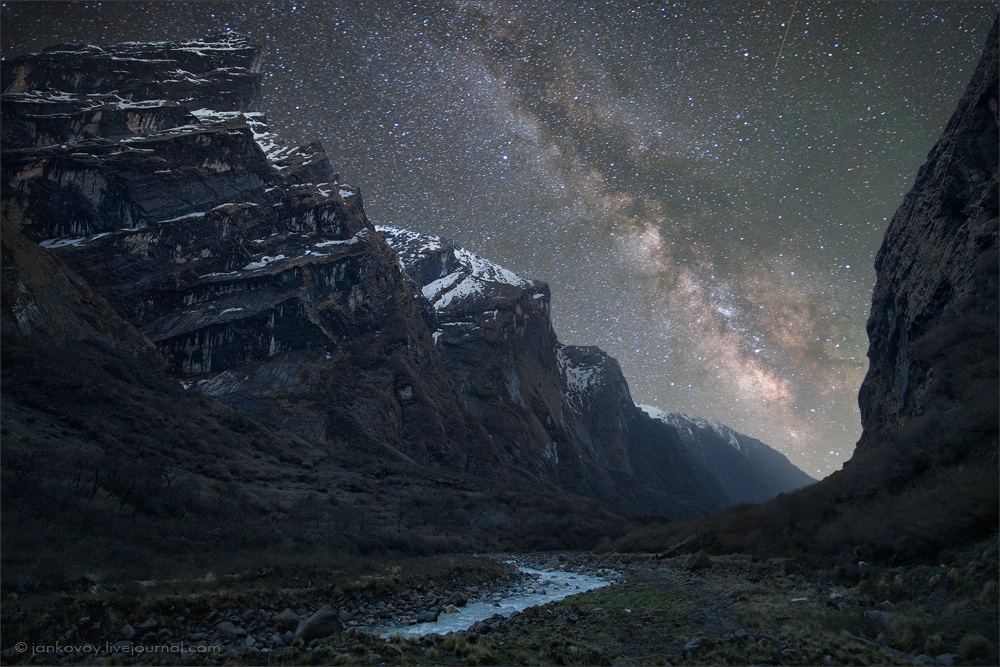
[0,217,161,368]
[855,19,998,456]
[381,227,737,515]
[1,35,499,471]
[2,33,816,514]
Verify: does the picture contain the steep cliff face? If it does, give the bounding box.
[2,33,818,516]
[855,19,998,458]
[0,217,161,368]
[1,35,499,472]
[380,227,724,514]
[381,227,812,513]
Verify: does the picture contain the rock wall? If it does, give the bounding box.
[855,19,998,456]
[2,33,817,515]
[1,35,500,473]
[382,227,809,514]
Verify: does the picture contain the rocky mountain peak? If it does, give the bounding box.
[2,33,816,516]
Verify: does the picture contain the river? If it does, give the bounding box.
[377,562,614,637]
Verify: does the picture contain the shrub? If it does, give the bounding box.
[888,610,926,651]
[959,633,990,660]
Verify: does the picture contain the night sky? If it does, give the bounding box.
[3,1,996,476]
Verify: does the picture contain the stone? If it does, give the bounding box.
[443,605,460,614]
[273,608,299,632]
[135,618,158,631]
[913,655,935,666]
[935,654,958,666]
[863,610,889,624]
[294,607,344,642]
[215,621,247,638]
[415,610,438,623]
[685,551,713,571]
[337,609,354,623]
[683,637,704,655]
[121,624,136,640]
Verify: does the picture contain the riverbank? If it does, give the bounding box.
[1,542,996,666]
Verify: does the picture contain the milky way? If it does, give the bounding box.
[3,1,995,476]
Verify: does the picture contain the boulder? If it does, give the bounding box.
[215,621,247,638]
[273,608,299,633]
[294,606,344,642]
[415,610,438,623]
[685,551,713,571]
[135,618,158,632]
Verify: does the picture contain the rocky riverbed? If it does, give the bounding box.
[1,547,996,666]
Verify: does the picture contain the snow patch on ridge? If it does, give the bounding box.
[638,405,744,452]
[557,348,603,395]
[377,226,533,311]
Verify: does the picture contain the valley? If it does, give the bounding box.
[2,545,997,665]
[1,14,997,667]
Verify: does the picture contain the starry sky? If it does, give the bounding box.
[3,1,996,476]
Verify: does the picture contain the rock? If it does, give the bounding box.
[854,19,998,461]
[685,550,713,571]
[215,621,247,638]
[294,607,344,642]
[282,630,293,645]
[415,610,438,623]
[135,618,158,631]
[337,609,354,623]
[914,655,935,666]
[1,35,500,479]
[935,654,958,666]
[442,605,460,614]
[121,624,136,640]
[273,608,299,632]
[683,637,704,655]
[863,610,889,625]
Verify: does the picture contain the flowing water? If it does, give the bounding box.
[377,565,613,637]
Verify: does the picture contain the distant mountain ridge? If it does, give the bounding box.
[1,33,814,518]
[638,406,816,505]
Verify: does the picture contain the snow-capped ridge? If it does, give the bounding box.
[378,226,535,311]
[638,404,743,452]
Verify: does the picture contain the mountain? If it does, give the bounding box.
[1,33,814,521]
[638,406,815,505]
[854,17,999,461]
[381,227,737,515]
[1,34,502,475]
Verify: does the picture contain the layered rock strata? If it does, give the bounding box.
[1,34,499,471]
